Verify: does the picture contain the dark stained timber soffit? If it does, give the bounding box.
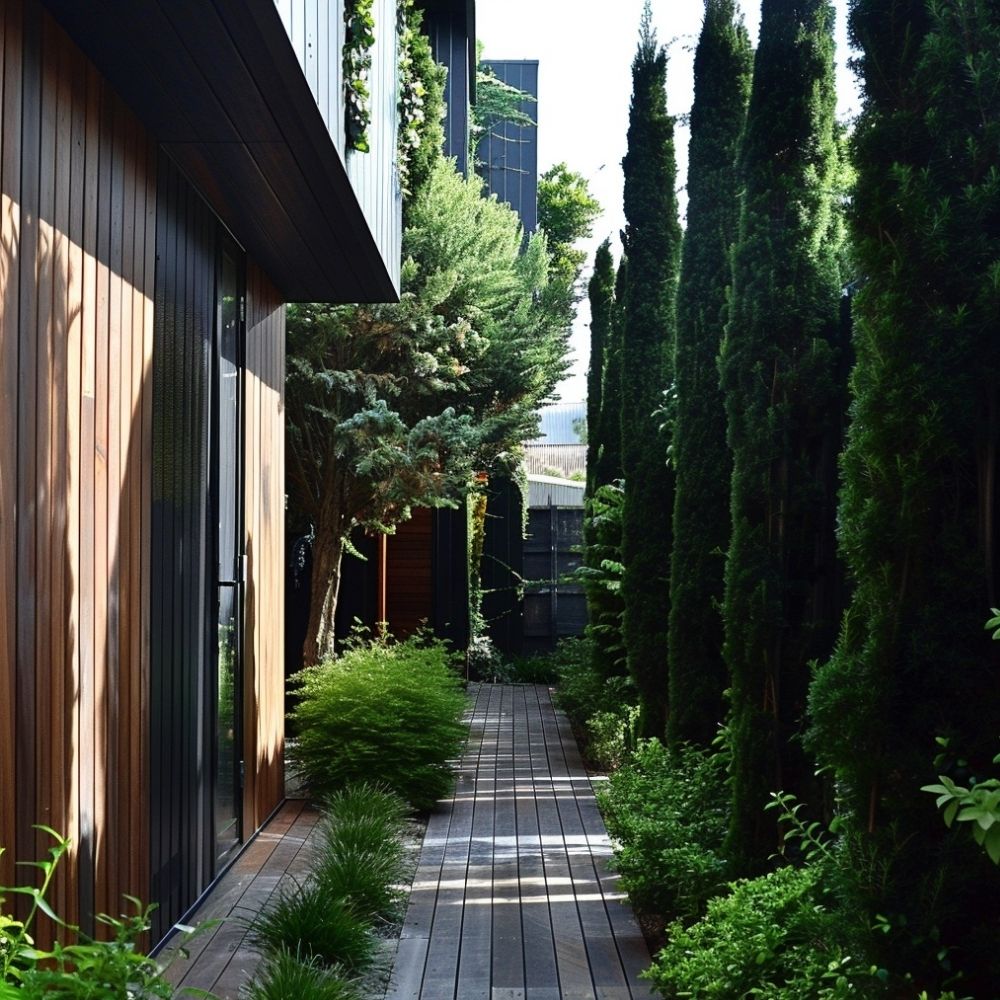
[41,0,400,303]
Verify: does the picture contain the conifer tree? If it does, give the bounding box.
[667,0,752,749]
[620,5,682,738]
[807,1,1000,987]
[719,0,844,872]
[595,258,627,487]
[586,239,615,497]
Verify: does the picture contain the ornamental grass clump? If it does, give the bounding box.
[250,882,374,973]
[289,634,468,811]
[243,948,360,1000]
[314,785,412,922]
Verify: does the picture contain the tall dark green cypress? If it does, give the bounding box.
[597,257,627,486]
[807,1,1000,988]
[586,239,615,497]
[620,5,682,739]
[667,0,752,749]
[719,0,844,872]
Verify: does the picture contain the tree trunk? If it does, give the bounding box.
[302,527,346,667]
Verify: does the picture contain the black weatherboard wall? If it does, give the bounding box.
[478,59,538,234]
[149,153,217,944]
[420,0,475,175]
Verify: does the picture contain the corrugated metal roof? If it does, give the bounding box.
[527,474,586,508]
[530,401,586,445]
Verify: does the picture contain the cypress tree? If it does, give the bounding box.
[620,5,682,738]
[667,0,752,749]
[596,257,627,487]
[719,0,844,872]
[807,1,1000,988]
[585,239,615,497]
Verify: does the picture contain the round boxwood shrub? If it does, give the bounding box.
[289,635,468,810]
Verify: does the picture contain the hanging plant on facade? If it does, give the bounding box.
[344,0,376,152]
[396,0,422,191]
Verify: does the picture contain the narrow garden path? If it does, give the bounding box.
[385,682,654,1000]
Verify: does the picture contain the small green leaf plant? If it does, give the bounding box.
[920,610,1000,865]
[1,827,202,998]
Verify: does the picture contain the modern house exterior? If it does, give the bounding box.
[0,0,401,944]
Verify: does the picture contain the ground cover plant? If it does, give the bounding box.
[1,828,185,999]
[288,633,467,811]
[645,864,869,1000]
[598,740,728,923]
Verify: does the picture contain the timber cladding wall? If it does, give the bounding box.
[244,260,286,835]
[1,0,288,944]
[0,0,156,931]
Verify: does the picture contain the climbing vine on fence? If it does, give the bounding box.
[344,0,376,152]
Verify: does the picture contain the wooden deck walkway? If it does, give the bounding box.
[386,683,654,1000]
[160,799,320,998]
[161,684,653,999]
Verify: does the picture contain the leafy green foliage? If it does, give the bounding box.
[667,0,751,749]
[289,634,468,810]
[288,156,570,663]
[537,163,602,296]
[619,4,682,738]
[719,0,846,873]
[598,741,728,922]
[921,771,1000,865]
[343,0,376,152]
[576,482,626,680]
[397,2,445,206]
[645,865,871,1000]
[243,949,361,1000]
[0,829,186,998]
[551,637,636,731]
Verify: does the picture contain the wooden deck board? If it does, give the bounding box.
[388,683,652,1000]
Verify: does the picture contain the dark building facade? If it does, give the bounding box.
[478,59,539,234]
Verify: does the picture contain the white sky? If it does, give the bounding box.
[476,0,859,402]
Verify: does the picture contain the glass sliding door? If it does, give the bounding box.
[213,238,244,867]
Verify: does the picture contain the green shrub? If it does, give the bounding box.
[646,864,873,1000]
[597,740,727,921]
[467,635,511,683]
[586,706,639,771]
[553,637,636,730]
[251,882,374,972]
[504,653,560,684]
[243,948,360,1000]
[1,828,182,999]
[314,785,412,922]
[289,634,468,810]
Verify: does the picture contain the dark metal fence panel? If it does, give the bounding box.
[523,505,586,653]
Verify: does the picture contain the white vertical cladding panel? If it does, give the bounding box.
[274,0,402,296]
[345,0,401,292]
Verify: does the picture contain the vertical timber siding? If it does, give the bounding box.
[149,151,215,943]
[244,261,285,833]
[0,0,155,933]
